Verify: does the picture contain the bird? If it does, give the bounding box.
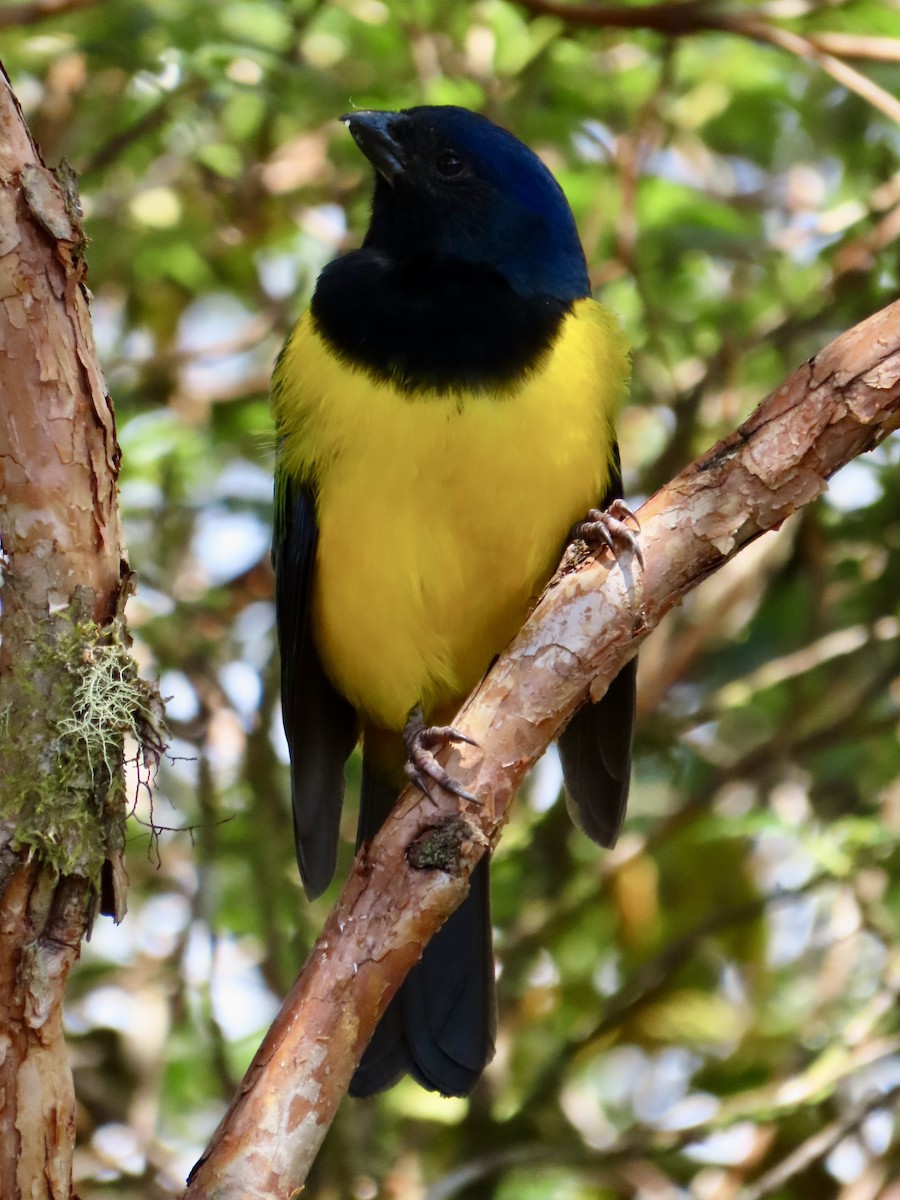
[272,105,637,1098]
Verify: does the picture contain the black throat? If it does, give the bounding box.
[310,250,571,396]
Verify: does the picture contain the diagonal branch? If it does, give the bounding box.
[185,300,900,1198]
[740,19,900,129]
[513,0,900,127]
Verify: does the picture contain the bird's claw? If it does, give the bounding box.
[403,706,479,803]
[573,499,643,569]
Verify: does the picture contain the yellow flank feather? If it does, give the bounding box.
[274,298,630,731]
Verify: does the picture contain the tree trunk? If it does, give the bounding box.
[0,64,140,1198]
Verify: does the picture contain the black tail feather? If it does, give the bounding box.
[557,658,636,848]
[349,761,496,1097]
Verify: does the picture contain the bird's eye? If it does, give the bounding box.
[435,151,465,178]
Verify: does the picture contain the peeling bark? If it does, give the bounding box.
[0,66,131,1197]
[186,299,900,1199]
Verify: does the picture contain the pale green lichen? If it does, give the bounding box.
[0,609,165,880]
[55,632,150,782]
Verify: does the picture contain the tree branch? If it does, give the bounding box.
[512,0,734,36]
[513,0,900,126]
[0,0,102,30]
[185,299,900,1197]
[739,1080,900,1200]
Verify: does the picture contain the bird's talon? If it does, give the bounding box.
[420,724,479,750]
[404,761,435,801]
[573,500,644,569]
[607,498,641,532]
[404,709,479,803]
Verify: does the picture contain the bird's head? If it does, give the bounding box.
[342,106,590,303]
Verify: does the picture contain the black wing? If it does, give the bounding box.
[273,470,358,898]
[557,444,636,847]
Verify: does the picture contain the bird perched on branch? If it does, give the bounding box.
[272,105,637,1097]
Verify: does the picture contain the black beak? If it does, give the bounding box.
[341,111,405,184]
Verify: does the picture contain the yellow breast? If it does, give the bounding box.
[274,298,629,731]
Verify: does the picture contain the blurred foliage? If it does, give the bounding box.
[4,0,900,1196]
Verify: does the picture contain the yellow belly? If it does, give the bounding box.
[275,299,629,730]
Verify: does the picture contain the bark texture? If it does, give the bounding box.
[186,303,900,1197]
[0,67,131,1198]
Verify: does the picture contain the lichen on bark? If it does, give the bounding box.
[0,593,159,883]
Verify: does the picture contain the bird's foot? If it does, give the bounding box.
[403,706,479,803]
[573,499,643,569]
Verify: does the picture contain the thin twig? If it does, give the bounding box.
[514,0,900,126]
[808,32,900,62]
[425,1050,900,1200]
[742,19,900,129]
[520,872,834,1108]
[740,1082,900,1200]
[80,78,206,177]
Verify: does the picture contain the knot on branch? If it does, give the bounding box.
[406,818,484,874]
